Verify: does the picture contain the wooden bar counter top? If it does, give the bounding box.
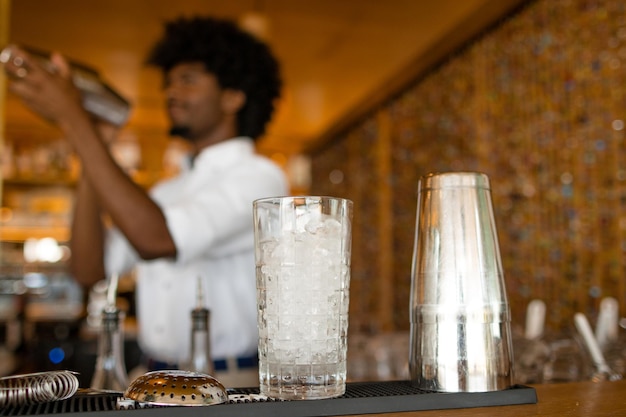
[346,379,626,417]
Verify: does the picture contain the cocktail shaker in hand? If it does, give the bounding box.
[409,172,514,392]
[0,44,131,126]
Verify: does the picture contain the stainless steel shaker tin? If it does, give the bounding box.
[0,44,131,127]
[409,172,514,392]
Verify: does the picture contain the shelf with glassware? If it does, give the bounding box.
[1,178,76,242]
[1,158,165,243]
[0,128,75,243]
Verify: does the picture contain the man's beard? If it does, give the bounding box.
[169,125,193,139]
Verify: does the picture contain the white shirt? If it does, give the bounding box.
[104,137,288,363]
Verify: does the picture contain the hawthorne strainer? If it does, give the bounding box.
[123,370,227,407]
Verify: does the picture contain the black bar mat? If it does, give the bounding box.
[205,381,536,417]
[1,381,537,417]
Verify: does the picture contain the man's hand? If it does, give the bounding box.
[3,47,86,125]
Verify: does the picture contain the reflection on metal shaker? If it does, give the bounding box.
[0,44,131,127]
[409,172,514,392]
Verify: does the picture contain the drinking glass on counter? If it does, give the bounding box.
[513,300,550,385]
[595,297,626,376]
[253,196,353,400]
[575,312,622,382]
[541,335,589,383]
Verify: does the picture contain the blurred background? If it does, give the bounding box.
[1,0,625,385]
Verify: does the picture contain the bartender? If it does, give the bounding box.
[3,16,288,387]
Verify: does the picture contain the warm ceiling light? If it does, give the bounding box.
[239,11,270,40]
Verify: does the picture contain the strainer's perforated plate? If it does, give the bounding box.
[124,370,227,406]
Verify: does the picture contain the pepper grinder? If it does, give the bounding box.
[182,277,214,375]
[91,274,129,391]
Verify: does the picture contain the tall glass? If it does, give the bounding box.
[253,196,353,400]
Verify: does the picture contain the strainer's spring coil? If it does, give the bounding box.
[0,370,79,407]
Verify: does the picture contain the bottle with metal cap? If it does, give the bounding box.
[181,277,214,375]
[0,44,131,127]
[91,274,129,391]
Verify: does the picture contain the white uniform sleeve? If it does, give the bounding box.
[162,159,287,265]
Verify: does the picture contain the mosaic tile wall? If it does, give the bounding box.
[310,0,626,334]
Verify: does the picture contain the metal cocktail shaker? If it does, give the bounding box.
[0,44,131,126]
[409,172,514,392]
